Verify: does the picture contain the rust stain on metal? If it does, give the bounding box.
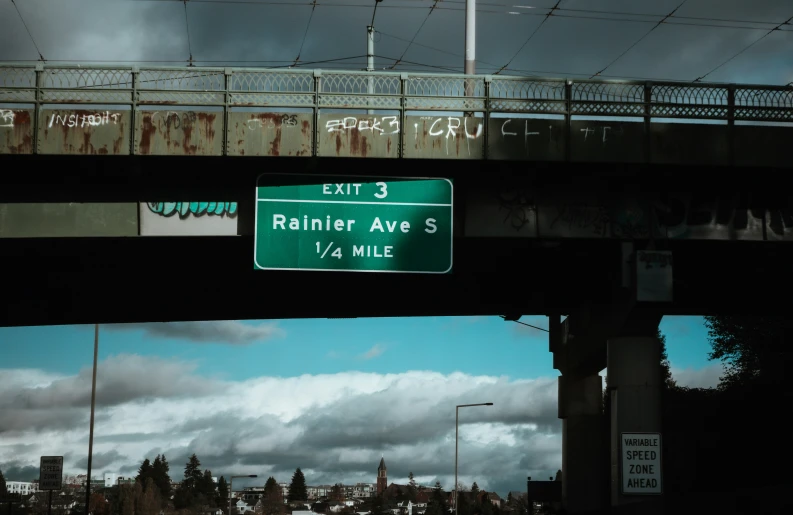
[38,109,130,155]
[227,112,311,157]
[135,110,222,156]
[0,110,34,154]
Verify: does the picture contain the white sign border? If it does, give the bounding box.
[253,173,454,274]
[620,432,663,496]
[38,455,64,491]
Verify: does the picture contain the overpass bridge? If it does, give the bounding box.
[1,64,793,328]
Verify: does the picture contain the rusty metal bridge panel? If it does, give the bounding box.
[0,64,792,166]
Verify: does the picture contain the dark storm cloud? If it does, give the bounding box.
[75,449,127,470]
[0,0,789,83]
[0,354,217,432]
[105,320,283,345]
[0,463,40,482]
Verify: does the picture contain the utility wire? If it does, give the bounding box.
[127,0,792,32]
[591,1,687,79]
[499,316,549,333]
[183,0,194,66]
[370,0,382,27]
[695,14,793,82]
[9,0,45,61]
[376,30,502,70]
[388,0,442,69]
[495,0,561,75]
[293,0,317,66]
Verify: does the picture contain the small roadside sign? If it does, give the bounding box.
[39,456,63,491]
[620,433,662,495]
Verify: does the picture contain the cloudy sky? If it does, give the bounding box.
[0,0,791,84]
[0,316,722,497]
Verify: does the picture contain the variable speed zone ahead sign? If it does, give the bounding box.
[254,175,453,273]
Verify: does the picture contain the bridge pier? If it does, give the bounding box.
[558,373,605,513]
[607,336,663,515]
[551,296,664,513]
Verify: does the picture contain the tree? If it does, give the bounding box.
[554,470,562,482]
[136,459,153,488]
[138,479,161,515]
[287,469,307,502]
[470,482,479,497]
[262,477,283,515]
[183,454,203,490]
[0,468,6,495]
[407,472,417,502]
[199,470,216,505]
[89,493,110,515]
[216,476,229,509]
[152,454,171,499]
[704,315,791,389]
[330,484,343,503]
[657,329,676,390]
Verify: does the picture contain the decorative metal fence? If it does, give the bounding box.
[1,64,792,159]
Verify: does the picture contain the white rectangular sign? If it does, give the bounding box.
[39,456,63,491]
[621,433,662,495]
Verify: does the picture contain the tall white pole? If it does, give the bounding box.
[464,0,476,108]
[464,0,476,76]
[367,25,375,115]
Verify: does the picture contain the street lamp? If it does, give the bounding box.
[455,403,493,515]
[229,475,258,515]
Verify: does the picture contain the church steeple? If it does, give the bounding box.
[376,456,387,495]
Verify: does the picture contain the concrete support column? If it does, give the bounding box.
[607,336,662,513]
[558,373,603,514]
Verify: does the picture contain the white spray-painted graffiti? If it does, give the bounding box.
[416,116,483,140]
[247,114,299,131]
[413,116,484,157]
[325,116,400,134]
[48,111,121,129]
[580,125,624,143]
[0,109,15,128]
[500,119,547,145]
[147,202,238,220]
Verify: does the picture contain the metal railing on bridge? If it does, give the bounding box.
[0,64,791,165]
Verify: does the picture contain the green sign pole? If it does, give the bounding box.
[254,175,453,273]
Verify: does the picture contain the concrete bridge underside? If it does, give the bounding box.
[1,156,792,327]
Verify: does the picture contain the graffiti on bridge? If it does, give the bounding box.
[483,191,793,240]
[147,202,238,220]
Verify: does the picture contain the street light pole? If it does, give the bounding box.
[229,475,258,515]
[85,324,99,515]
[454,403,493,515]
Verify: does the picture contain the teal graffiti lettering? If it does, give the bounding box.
[147,202,238,219]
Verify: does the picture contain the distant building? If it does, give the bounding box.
[5,482,38,496]
[377,458,387,496]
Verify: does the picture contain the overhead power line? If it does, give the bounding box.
[183,0,194,66]
[292,0,318,66]
[695,13,793,82]
[127,0,791,31]
[495,0,561,75]
[9,0,45,61]
[388,0,442,69]
[591,1,688,79]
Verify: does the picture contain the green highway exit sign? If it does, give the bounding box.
[254,175,453,273]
